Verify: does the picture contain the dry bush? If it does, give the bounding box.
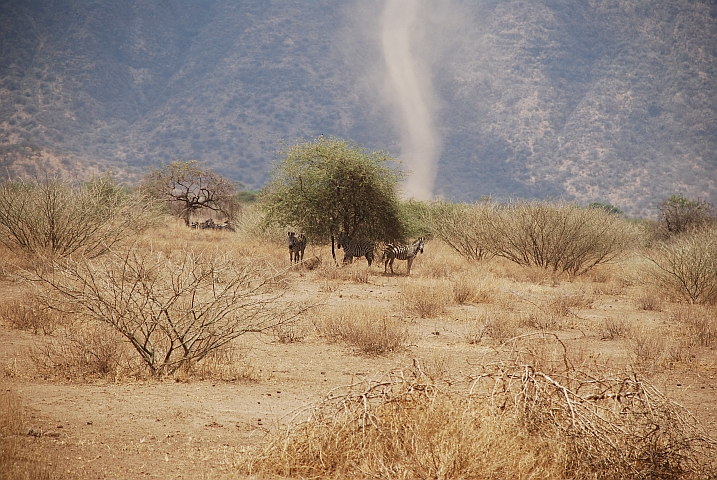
[671,305,717,348]
[461,308,518,344]
[31,320,135,380]
[635,291,664,311]
[628,325,695,370]
[0,390,60,480]
[0,297,67,334]
[545,292,593,316]
[418,239,472,279]
[316,305,409,355]
[489,201,637,275]
[231,203,287,244]
[400,278,453,318]
[451,276,478,304]
[172,344,260,383]
[25,245,311,377]
[423,201,496,261]
[273,321,310,344]
[242,338,716,479]
[644,227,717,304]
[345,266,371,284]
[0,176,159,259]
[515,292,591,331]
[484,312,521,343]
[600,316,631,340]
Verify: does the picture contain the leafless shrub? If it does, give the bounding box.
[489,201,637,275]
[671,305,717,348]
[25,245,312,377]
[31,321,133,380]
[243,338,716,479]
[316,306,409,355]
[644,227,717,304]
[658,193,716,238]
[423,201,496,261]
[0,298,67,334]
[0,176,159,259]
[600,316,631,340]
[401,279,452,317]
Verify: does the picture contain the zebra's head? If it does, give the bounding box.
[415,237,425,254]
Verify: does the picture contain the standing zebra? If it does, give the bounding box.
[288,232,307,263]
[382,237,425,275]
[336,231,375,266]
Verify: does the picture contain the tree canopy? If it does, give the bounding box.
[141,161,240,226]
[261,136,407,243]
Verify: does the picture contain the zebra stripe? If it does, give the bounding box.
[382,237,424,275]
[288,232,307,263]
[337,232,375,266]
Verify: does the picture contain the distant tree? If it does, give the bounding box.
[261,136,406,243]
[236,190,260,204]
[658,194,715,236]
[141,161,240,226]
[588,202,623,215]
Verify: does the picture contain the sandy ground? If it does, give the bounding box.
[2,254,716,479]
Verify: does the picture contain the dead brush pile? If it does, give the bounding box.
[241,336,716,479]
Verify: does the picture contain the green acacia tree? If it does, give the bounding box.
[261,136,407,244]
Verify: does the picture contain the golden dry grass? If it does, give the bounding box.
[241,349,717,479]
[0,389,61,480]
[315,304,410,354]
[3,219,717,479]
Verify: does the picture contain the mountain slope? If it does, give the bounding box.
[0,0,714,216]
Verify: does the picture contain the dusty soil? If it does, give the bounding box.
[1,244,716,479]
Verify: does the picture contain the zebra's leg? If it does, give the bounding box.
[406,257,414,275]
[366,251,373,267]
[389,257,395,274]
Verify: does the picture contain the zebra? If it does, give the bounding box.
[199,218,216,229]
[336,231,375,266]
[288,232,307,263]
[215,222,236,232]
[382,237,424,275]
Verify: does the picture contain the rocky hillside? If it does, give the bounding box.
[1,0,715,216]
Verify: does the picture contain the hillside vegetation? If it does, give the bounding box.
[0,0,715,216]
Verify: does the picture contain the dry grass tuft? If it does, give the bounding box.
[629,328,695,374]
[316,305,409,355]
[0,390,61,480]
[635,291,664,311]
[31,320,136,380]
[0,298,67,334]
[242,338,716,479]
[273,321,310,344]
[600,316,631,340]
[671,305,717,348]
[172,344,260,383]
[401,279,453,318]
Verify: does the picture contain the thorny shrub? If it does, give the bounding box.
[242,335,716,479]
[644,227,717,304]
